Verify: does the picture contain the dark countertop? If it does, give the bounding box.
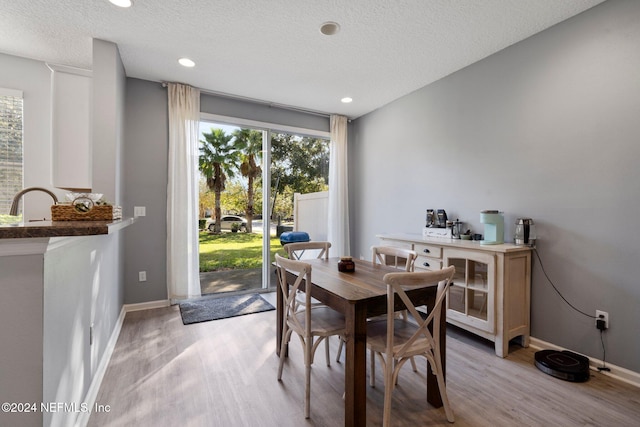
[0,217,137,239]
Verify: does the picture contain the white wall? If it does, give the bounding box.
[350,0,640,373]
[0,53,57,220]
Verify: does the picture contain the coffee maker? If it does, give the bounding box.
[480,210,504,245]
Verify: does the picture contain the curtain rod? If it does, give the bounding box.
[161,81,332,119]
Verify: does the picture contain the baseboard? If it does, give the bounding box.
[529,337,640,388]
[75,305,127,427]
[124,299,171,312]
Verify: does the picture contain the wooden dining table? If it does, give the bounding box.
[276,257,445,427]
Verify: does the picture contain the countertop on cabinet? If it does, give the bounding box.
[0,217,137,239]
[377,233,531,253]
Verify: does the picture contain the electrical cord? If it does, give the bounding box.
[533,248,595,319]
[597,329,610,371]
[534,247,610,370]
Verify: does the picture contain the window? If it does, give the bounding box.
[0,88,23,216]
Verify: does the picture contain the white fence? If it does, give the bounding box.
[293,191,328,241]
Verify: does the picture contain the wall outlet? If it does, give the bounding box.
[138,271,147,282]
[596,310,609,329]
[134,206,146,217]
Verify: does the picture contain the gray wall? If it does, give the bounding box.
[350,0,640,373]
[123,78,169,304]
[122,81,330,304]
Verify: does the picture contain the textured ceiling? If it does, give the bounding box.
[0,0,605,118]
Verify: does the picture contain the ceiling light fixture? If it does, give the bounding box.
[341,97,353,104]
[109,0,133,7]
[320,21,340,36]
[178,58,196,68]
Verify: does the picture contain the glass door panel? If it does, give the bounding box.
[444,249,496,333]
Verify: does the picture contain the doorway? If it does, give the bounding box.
[197,115,330,296]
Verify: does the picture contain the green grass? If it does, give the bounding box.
[199,231,286,272]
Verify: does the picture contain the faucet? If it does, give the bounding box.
[9,187,59,216]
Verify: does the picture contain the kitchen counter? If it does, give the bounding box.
[0,217,136,239]
[0,216,137,427]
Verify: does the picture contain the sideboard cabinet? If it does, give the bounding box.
[377,233,532,357]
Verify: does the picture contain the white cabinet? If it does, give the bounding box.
[378,233,531,357]
[48,63,92,190]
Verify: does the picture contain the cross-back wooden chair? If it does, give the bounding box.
[275,254,347,419]
[284,241,334,364]
[366,266,456,426]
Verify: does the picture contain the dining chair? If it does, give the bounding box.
[275,254,347,419]
[283,241,331,261]
[366,266,456,426]
[371,245,417,272]
[284,241,334,365]
[335,245,418,367]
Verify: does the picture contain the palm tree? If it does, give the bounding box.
[233,128,263,233]
[199,128,239,233]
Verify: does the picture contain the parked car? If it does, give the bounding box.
[205,215,248,232]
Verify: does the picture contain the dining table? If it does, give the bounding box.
[276,257,445,427]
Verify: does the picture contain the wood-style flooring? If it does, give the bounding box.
[88,293,640,427]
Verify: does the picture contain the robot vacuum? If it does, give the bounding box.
[534,350,590,382]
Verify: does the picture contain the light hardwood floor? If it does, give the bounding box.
[88,293,640,427]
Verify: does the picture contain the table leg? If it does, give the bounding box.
[344,302,368,427]
[426,296,445,407]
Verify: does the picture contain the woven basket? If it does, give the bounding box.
[51,204,122,221]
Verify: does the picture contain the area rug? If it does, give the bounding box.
[179,293,275,325]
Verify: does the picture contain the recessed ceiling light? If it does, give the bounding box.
[320,21,340,36]
[109,0,133,7]
[341,97,353,104]
[178,58,196,68]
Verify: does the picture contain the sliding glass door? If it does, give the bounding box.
[198,115,330,295]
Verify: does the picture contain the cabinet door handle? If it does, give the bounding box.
[423,262,430,267]
[423,248,430,254]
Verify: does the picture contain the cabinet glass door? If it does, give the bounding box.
[444,249,495,333]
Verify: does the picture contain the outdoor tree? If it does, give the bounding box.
[198,178,216,218]
[233,128,263,233]
[220,180,248,215]
[199,128,240,233]
[270,132,329,218]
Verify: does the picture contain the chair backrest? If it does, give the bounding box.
[371,246,417,272]
[284,241,331,260]
[275,254,313,336]
[382,265,455,357]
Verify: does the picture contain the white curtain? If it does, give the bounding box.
[167,83,201,302]
[328,115,350,257]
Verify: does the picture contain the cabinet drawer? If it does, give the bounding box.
[415,256,442,271]
[414,244,442,259]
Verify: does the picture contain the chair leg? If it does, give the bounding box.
[382,356,394,427]
[410,356,418,372]
[336,336,344,362]
[277,328,292,380]
[431,355,455,423]
[325,336,331,366]
[305,338,312,419]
